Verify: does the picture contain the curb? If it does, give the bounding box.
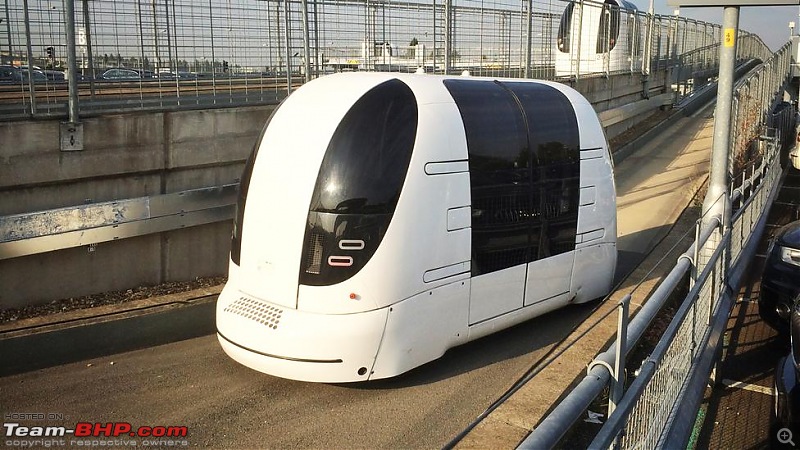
[0,287,220,377]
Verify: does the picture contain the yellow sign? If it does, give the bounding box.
[724,28,735,47]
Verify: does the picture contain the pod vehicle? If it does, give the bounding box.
[556,0,642,77]
[216,72,617,382]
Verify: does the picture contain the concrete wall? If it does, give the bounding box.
[565,70,670,139]
[0,105,275,309]
[0,72,667,309]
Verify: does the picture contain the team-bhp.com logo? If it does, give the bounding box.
[4,422,189,447]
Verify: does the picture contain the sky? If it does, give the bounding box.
[651,1,795,51]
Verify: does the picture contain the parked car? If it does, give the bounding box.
[17,67,48,83]
[760,220,800,334]
[43,69,65,82]
[0,65,19,82]
[773,293,800,438]
[98,68,141,80]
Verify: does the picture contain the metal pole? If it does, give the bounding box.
[164,0,173,73]
[152,0,161,71]
[283,0,291,93]
[523,0,532,78]
[300,0,311,83]
[432,0,436,73]
[4,0,12,62]
[65,0,79,122]
[312,0,319,78]
[574,0,584,80]
[609,295,629,419]
[443,0,451,74]
[208,0,217,98]
[82,0,95,99]
[21,0,35,114]
[701,6,739,231]
[172,0,178,71]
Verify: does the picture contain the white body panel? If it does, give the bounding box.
[217,72,617,382]
[525,251,574,307]
[469,265,526,325]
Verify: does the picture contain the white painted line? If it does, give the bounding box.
[722,378,773,396]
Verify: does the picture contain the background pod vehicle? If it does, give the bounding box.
[216,72,617,383]
[555,0,642,77]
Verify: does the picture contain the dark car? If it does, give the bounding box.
[17,67,48,83]
[43,69,65,82]
[760,220,800,334]
[773,295,800,440]
[0,65,19,82]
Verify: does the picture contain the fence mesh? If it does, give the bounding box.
[0,0,773,118]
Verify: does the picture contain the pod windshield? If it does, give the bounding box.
[301,79,418,286]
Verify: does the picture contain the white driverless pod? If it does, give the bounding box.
[555,0,642,77]
[216,72,617,383]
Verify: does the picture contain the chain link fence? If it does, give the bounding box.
[0,0,773,119]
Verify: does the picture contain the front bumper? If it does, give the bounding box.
[216,284,389,383]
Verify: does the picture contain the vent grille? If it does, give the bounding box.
[304,232,324,274]
[224,296,283,329]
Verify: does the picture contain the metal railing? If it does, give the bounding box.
[519,39,793,450]
[0,0,771,119]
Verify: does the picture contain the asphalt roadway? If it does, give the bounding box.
[0,106,715,449]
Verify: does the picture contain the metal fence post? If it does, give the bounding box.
[523,0,532,78]
[283,0,292,93]
[574,0,584,80]
[208,0,217,99]
[443,0,451,74]
[642,2,655,98]
[610,295,630,418]
[81,0,95,99]
[301,0,311,83]
[65,0,79,123]
[4,0,12,63]
[21,0,35,115]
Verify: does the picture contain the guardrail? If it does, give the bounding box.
[0,184,237,260]
[518,39,793,449]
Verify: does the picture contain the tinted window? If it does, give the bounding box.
[505,82,580,258]
[445,79,532,275]
[308,79,418,215]
[597,1,621,53]
[558,3,575,53]
[445,79,580,275]
[300,79,418,286]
